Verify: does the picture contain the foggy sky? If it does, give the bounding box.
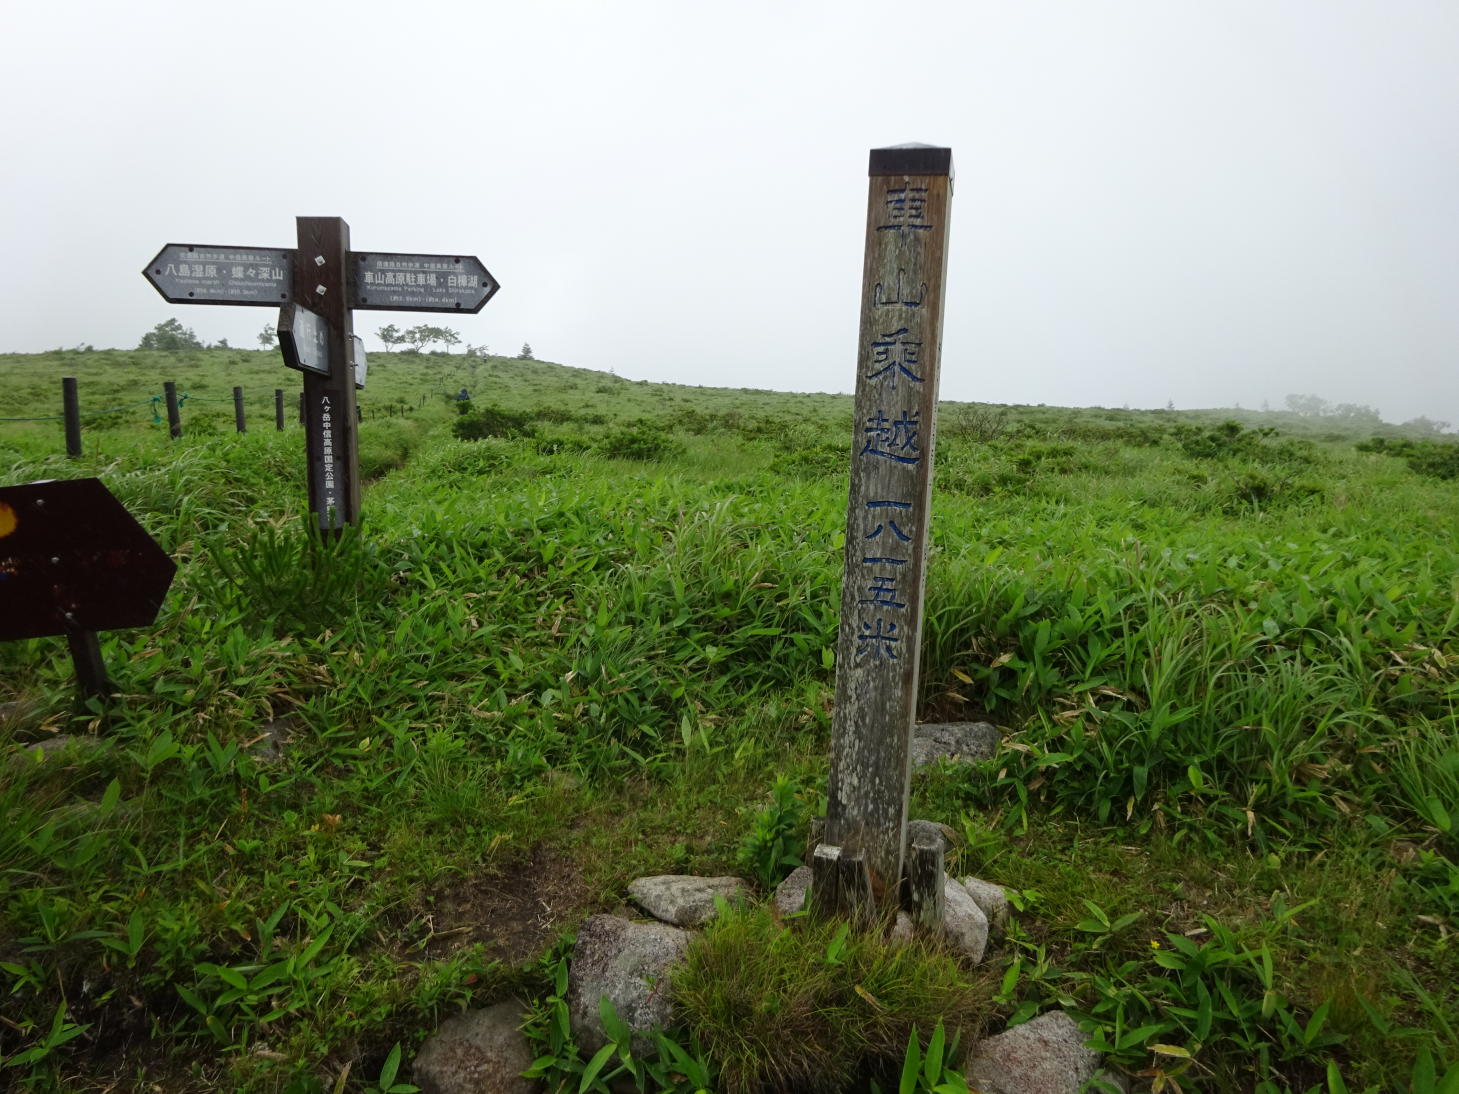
[3,1,1456,425]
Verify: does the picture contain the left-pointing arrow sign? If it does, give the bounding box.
[143,243,294,306]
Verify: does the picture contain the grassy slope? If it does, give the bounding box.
[1,348,1456,1092]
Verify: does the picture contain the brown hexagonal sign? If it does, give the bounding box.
[0,478,176,642]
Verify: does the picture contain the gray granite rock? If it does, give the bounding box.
[960,876,1010,936]
[0,700,43,734]
[942,875,989,963]
[772,865,813,918]
[627,875,748,927]
[911,722,999,769]
[889,910,915,944]
[567,915,690,1054]
[966,1010,1100,1094]
[906,818,957,853]
[245,719,293,763]
[413,1000,542,1094]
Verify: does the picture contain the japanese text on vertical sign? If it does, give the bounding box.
[320,396,337,523]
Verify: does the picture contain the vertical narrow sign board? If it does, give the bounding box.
[816,144,953,918]
[293,218,360,531]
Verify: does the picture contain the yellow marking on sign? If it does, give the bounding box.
[0,502,16,538]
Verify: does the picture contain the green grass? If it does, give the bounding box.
[1,347,1457,1091]
[671,906,995,1094]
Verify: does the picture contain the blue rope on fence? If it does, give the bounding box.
[0,393,187,424]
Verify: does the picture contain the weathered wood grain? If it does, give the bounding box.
[296,217,361,531]
[822,145,954,912]
[906,835,945,931]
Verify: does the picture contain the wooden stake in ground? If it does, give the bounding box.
[817,144,953,917]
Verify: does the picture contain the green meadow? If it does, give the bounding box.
[1,347,1456,1092]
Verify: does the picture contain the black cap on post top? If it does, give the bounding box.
[869,143,953,178]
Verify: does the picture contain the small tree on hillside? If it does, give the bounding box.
[138,318,203,351]
[377,324,403,352]
[518,342,534,359]
[439,328,461,353]
[258,323,277,349]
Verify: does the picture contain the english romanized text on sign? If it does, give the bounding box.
[352,252,499,313]
[144,244,294,305]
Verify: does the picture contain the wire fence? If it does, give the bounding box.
[0,393,203,424]
[2,380,440,459]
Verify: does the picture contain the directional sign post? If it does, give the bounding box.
[143,221,499,531]
[0,479,177,702]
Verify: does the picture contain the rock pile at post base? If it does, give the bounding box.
[412,723,1111,1093]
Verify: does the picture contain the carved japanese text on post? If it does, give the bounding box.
[822,145,953,912]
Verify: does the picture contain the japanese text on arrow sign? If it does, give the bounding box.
[144,244,293,305]
[352,252,499,312]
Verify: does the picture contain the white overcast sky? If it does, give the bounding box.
[2,1,1456,424]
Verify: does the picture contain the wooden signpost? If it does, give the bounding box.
[143,220,499,530]
[814,145,954,921]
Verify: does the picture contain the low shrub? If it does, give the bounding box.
[671,906,994,1094]
[452,404,536,441]
[597,424,684,461]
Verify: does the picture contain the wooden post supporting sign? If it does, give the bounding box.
[293,217,360,530]
[142,223,499,530]
[815,144,953,919]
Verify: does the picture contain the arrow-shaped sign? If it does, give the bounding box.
[143,244,293,306]
[145,246,499,314]
[0,479,176,642]
[351,252,499,313]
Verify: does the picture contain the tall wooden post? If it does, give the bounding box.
[817,144,953,916]
[275,388,285,431]
[233,386,246,433]
[293,217,360,531]
[62,377,82,458]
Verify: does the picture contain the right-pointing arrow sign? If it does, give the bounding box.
[351,252,499,313]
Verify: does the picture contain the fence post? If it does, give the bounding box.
[275,388,285,431]
[233,386,246,434]
[62,377,82,458]
[164,381,182,439]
